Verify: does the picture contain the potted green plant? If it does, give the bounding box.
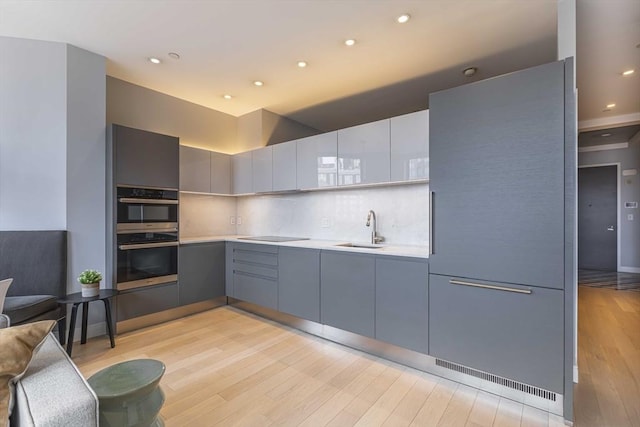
[78,269,102,297]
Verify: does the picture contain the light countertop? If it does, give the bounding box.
[180,235,429,259]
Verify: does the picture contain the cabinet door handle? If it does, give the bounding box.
[429,191,434,255]
[449,279,532,294]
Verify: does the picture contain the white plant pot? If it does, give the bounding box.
[81,282,100,297]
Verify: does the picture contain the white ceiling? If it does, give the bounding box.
[0,0,638,132]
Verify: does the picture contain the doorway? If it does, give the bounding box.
[578,165,618,271]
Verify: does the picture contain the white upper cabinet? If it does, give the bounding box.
[296,132,338,190]
[252,146,273,193]
[180,145,211,193]
[233,151,253,194]
[210,151,232,194]
[337,119,390,186]
[390,110,429,181]
[272,141,297,191]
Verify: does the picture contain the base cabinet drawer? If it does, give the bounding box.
[429,274,564,393]
[234,272,278,310]
[116,282,179,321]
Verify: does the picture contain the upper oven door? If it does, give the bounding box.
[117,186,178,231]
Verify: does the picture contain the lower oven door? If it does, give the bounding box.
[117,241,178,290]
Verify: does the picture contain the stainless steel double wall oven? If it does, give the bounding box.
[116,186,179,291]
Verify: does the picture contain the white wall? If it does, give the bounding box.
[236,184,428,246]
[0,37,67,229]
[579,131,640,271]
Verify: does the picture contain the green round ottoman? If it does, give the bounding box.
[88,359,166,427]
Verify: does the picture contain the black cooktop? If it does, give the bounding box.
[238,236,310,242]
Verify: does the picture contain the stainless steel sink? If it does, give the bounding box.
[335,243,384,249]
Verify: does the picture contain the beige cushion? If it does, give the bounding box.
[0,320,55,427]
[0,278,11,314]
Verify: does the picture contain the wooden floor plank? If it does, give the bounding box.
[70,278,640,427]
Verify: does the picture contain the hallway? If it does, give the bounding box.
[574,271,640,426]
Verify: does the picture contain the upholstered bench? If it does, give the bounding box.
[0,231,67,342]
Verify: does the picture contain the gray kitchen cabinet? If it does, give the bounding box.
[337,119,390,186]
[278,247,320,322]
[296,132,338,190]
[390,110,429,181]
[428,274,564,393]
[320,251,375,337]
[178,242,225,306]
[233,151,253,194]
[272,141,297,191]
[210,151,232,194]
[110,124,179,189]
[229,242,278,310]
[180,145,211,193]
[116,282,179,321]
[225,242,234,296]
[252,146,273,193]
[428,60,566,289]
[375,257,429,354]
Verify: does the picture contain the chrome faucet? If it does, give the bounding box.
[366,210,383,244]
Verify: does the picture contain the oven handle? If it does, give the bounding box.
[119,198,179,205]
[118,241,179,250]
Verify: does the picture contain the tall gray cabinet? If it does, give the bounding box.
[110,124,179,189]
[428,59,575,419]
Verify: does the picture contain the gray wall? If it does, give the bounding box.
[66,45,107,297]
[0,37,67,229]
[236,108,319,152]
[262,109,319,146]
[0,36,107,333]
[578,130,640,271]
[107,76,238,153]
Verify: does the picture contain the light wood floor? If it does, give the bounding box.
[574,285,640,427]
[73,307,566,427]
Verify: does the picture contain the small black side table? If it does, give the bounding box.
[58,289,118,356]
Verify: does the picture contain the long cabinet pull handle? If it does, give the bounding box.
[429,191,434,255]
[118,241,179,250]
[119,198,179,205]
[449,279,532,294]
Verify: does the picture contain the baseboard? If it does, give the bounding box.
[73,321,106,342]
[619,266,640,274]
[573,365,579,383]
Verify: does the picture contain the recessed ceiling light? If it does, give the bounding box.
[148,57,161,64]
[462,67,477,77]
[168,52,180,60]
[601,133,612,137]
[622,69,635,76]
[606,103,616,109]
[253,80,264,87]
[297,61,308,68]
[397,14,411,23]
[223,94,233,100]
[344,39,356,47]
